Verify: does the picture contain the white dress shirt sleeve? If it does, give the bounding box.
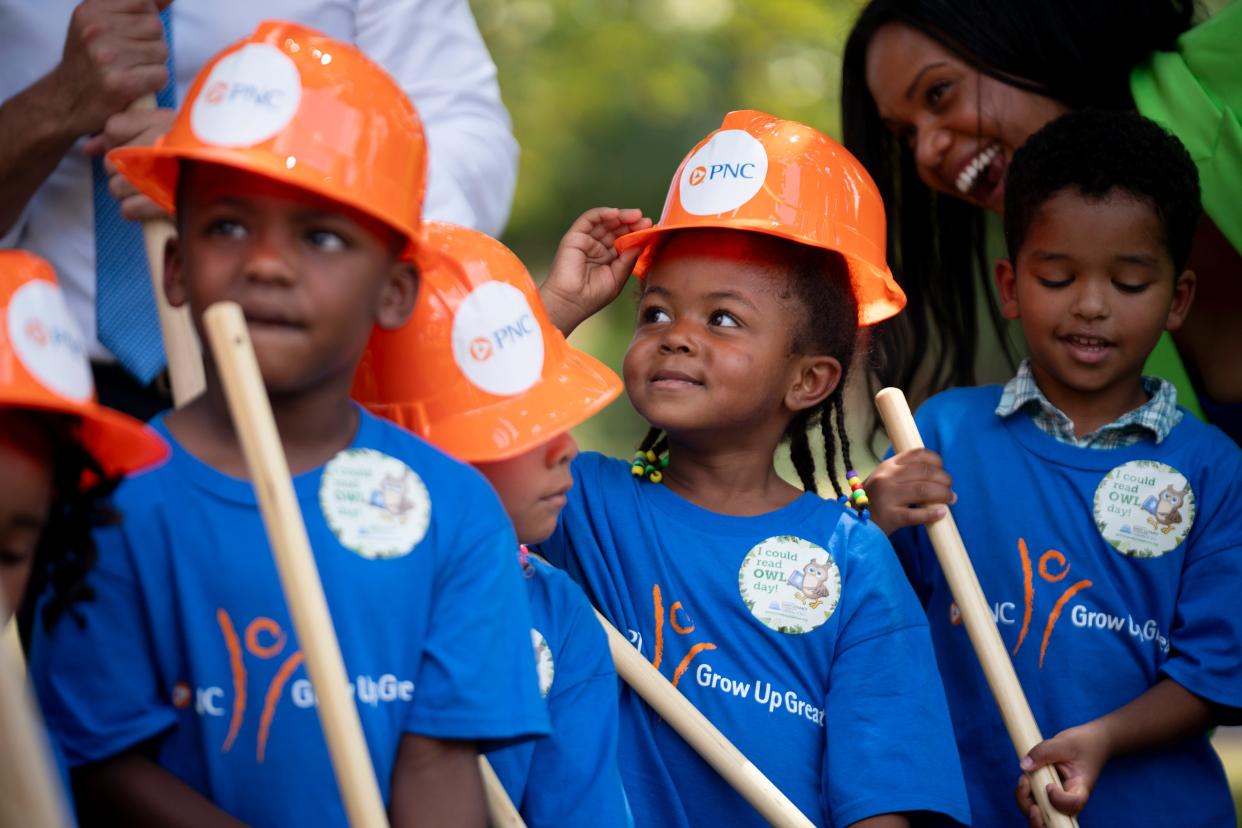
[356,0,518,237]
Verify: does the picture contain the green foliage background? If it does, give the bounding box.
[473,0,865,462]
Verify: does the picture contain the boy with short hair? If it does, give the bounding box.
[354,219,632,827]
[31,22,547,827]
[868,109,1242,827]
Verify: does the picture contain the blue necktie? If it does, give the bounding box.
[92,7,174,385]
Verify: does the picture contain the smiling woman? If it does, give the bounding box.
[837,0,1242,442]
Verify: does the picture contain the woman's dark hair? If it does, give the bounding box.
[636,233,862,502]
[16,420,120,653]
[840,0,1195,429]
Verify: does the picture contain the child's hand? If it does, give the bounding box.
[865,448,955,535]
[540,207,652,335]
[1015,721,1111,826]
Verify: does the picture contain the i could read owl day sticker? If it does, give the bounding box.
[738,536,840,634]
[320,449,431,560]
[1093,460,1194,558]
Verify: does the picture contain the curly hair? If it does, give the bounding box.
[1003,110,1201,271]
[16,418,120,652]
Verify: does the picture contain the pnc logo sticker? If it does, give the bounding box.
[191,43,302,148]
[469,336,493,361]
[7,279,92,402]
[678,129,768,216]
[451,282,544,396]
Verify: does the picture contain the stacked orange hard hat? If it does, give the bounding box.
[0,251,167,479]
[615,109,906,326]
[109,20,427,261]
[353,222,622,462]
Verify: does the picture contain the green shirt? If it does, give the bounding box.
[1130,1,1242,420]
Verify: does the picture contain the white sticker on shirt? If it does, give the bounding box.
[191,43,302,148]
[531,628,554,698]
[738,535,840,634]
[1093,460,1194,558]
[320,448,430,559]
[7,279,92,402]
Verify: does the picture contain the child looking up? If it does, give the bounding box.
[354,220,632,827]
[31,23,547,828]
[537,111,970,828]
[869,110,1242,827]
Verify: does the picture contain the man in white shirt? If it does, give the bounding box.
[0,0,518,417]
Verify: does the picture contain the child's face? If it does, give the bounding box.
[473,432,577,545]
[168,163,418,397]
[997,188,1195,408]
[0,414,54,619]
[623,235,825,440]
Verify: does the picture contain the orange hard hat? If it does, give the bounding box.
[0,251,168,479]
[615,110,905,326]
[110,20,427,260]
[353,222,622,462]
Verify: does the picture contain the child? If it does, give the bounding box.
[353,220,632,827]
[868,110,1242,827]
[30,22,548,827]
[0,249,168,808]
[536,110,970,827]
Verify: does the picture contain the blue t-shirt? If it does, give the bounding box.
[31,408,550,827]
[536,452,970,828]
[892,387,1242,827]
[485,554,631,827]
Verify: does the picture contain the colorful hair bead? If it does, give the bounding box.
[840,470,871,522]
[631,445,669,483]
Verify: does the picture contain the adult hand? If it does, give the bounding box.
[541,207,652,335]
[84,106,175,222]
[865,448,954,535]
[50,0,172,138]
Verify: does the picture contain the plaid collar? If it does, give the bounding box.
[996,360,1182,448]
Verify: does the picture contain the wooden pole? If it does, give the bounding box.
[0,591,74,828]
[130,94,205,407]
[594,609,816,828]
[875,387,1079,828]
[204,302,387,827]
[478,757,526,828]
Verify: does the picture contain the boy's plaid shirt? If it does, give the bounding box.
[995,360,1182,449]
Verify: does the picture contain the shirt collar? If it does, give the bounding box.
[995,360,1183,447]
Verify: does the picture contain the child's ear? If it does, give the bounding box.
[164,234,188,308]
[375,261,419,330]
[995,258,1020,320]
[1164,269,1197,332]
[786,355,842,413]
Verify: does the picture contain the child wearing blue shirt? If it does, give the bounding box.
[30,22,547,827]
[353,220,632,827]
[0,250,169,821]
[869,110,1242,827]
[536,111,970,827]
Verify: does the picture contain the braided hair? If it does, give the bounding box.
[16,417,120,653]
[632,234,865,513]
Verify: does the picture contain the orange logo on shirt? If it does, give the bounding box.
[216,609,305,762]
[651,583,717,687]
[1011,538,1093,668]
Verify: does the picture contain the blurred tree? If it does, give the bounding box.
[474,0,865,461]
